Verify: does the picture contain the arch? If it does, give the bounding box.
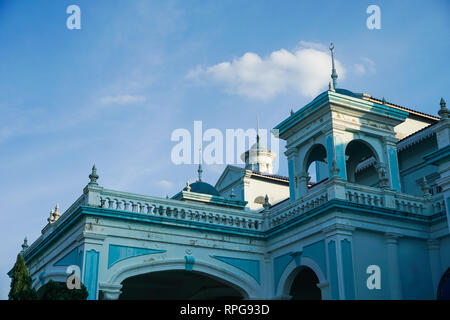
[437,267,450,300]
[106,258,258,299]
[276,256,329,299]
[345,139,380,186]
[303,144,328,183]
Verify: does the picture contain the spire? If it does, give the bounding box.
[438,97,449,119]
[197,147,203,182]
[329,43,338,89]
[88,164,99,185]
[256,116,260,146]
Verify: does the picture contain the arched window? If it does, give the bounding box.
[304,144,328,185]
[289,266,321,300]
[345,140,379,187]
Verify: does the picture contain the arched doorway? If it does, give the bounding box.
[437,268,450,300]
[118,270,245,300]
[289,266,321,300]
[304,144,328,185]
[345,140,380,187]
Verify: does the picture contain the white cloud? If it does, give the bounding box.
[157,180,173,189]
[354,57,376,75]
[187,42,346,100]
[100,95,146,105]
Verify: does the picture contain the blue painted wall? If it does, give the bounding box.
[303,240,327,279]
[398,238,434,299]
[352,230,389,299]
[108,244,166,268]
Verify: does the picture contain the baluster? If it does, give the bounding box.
[107,198,113,209]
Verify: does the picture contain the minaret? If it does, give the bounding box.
[330,43,338,89]
[240,119,277,174]
[197,147,203,182]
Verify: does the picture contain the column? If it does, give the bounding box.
[286,150,297,201]
[427,239,442,298]
[99,283,123,300]
[384,233,402,299]
[324,224,355,300]
[298,172,309,198]
[383,137,402,192]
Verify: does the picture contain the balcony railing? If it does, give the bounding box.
[267,178,446,227]
[98,188,264,232]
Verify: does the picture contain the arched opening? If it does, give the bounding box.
[289,266,321,300]
[118,270,245,300]
[304,144,328,185]
[437,268,450,300]
[345,140,379,186]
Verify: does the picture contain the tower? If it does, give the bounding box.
[240,118,277,174]
[274,44,408,201]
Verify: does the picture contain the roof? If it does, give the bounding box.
[367,96,439,121]
[397,122,437,152]
[250,171,289,182]
[185,181,220,196]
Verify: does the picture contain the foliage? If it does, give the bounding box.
[40,279,88,300]
[8,253,38,300]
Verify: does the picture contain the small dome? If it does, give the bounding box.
[250,141,267,151]
[185,181,220,196]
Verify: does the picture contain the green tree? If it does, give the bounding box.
[40,279,88,300]
[8,253,37,300]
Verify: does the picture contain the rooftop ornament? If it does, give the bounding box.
[330,43,338,90]
[47,204,61,223]
[88,165,99,185]
[438,97,448,119]
[21,237,29,252]
[197,147,203,182]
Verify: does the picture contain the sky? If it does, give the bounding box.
[0,0,449,298]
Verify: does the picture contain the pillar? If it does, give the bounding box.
[383,137,402,192]
[428,239,442,298]
[384,233,402,299]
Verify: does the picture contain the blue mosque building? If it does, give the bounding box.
[13,47,450,300]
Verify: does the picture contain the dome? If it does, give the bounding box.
[250,141,267,151]
[185,181,220,196]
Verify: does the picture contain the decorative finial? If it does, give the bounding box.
[329,43,338,89]
[88,165,99,185]
[21,237,29,252]
[438,97,449,119]
[230,188,236,199]
[290,109,294,116]
[328,81,335,92]
[186,181,191,192]
[381,97,386,105]
[421,177,431,197]
[330,159,340,177]
[197,147,203,182]
[48,204,61,223]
